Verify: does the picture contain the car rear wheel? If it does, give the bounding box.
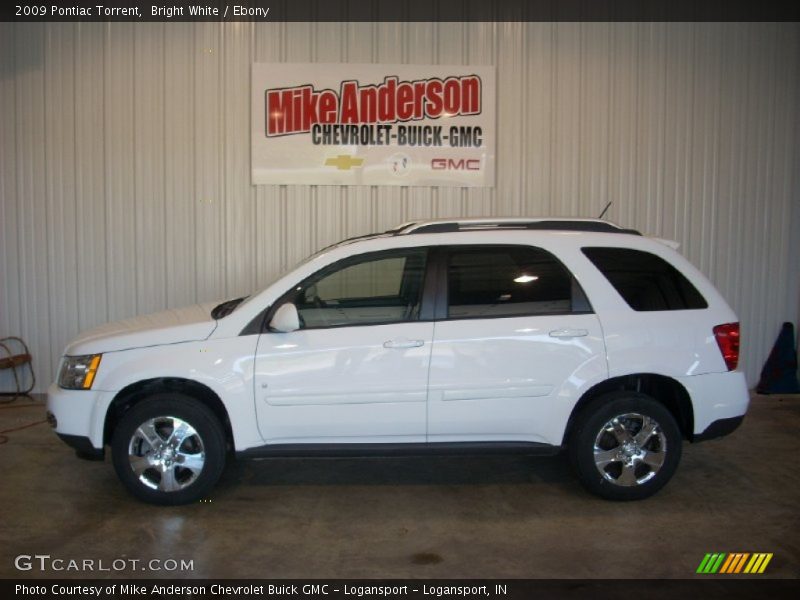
[111,394,226,505]
[568,392,682,500]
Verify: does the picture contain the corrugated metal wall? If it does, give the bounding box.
[1,21,798,390]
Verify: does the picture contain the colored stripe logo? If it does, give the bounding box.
[697,553,773,574]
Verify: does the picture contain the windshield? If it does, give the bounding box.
[221,238,386,318]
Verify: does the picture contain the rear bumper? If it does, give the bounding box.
[677,370,749,438]
[693,415,745,442]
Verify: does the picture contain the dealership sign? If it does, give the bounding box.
[251,63,495,187]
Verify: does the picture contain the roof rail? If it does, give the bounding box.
[394,218,641,236]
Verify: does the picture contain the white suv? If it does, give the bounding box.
[47,218,749,504]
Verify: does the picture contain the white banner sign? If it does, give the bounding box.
[252,63,495,187]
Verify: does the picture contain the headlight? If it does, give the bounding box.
[58,354,102,390]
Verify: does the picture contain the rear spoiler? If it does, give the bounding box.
[649,237,680,250]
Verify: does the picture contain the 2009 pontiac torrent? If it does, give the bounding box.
[47,218,748,504]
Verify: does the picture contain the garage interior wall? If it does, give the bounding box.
[1,21,798,391]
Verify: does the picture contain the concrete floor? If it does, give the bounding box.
[0,393,798,579]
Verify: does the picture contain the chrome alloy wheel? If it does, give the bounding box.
[593,412,667,487]
[127,416,206,492]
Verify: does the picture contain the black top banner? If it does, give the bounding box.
[3,0,800,22]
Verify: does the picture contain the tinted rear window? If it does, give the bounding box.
[582,247,707,311]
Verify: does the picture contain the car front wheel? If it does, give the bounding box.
[568,392,682,501]
[111,394,226,505]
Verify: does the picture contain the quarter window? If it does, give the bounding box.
[446,246,583,318]
[582,247,708,311]
[292,249,428,328]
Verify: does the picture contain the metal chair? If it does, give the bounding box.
[0,336,35,401]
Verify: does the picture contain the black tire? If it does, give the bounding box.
[111,393,226,505]
[568,392,682,501]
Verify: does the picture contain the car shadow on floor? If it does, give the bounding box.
[218,453,574,489]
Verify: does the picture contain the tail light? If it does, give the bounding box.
[713,322,740,371]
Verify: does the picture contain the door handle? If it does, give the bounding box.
[383,338,425,349]
[549,328,589,338]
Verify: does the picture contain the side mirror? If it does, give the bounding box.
[269,302,300,333]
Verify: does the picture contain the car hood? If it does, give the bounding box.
[64,302,219,355]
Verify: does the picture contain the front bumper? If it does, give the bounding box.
[46,383,109,453]
[56,433,105,460]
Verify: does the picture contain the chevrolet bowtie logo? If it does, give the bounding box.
[324,155,364,170]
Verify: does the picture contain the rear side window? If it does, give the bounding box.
[582,247,708,311]
[446,245,587,318]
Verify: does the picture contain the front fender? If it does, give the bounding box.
[90,336,262,451]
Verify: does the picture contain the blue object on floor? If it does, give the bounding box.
[756,322,800,394]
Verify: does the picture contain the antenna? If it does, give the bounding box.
[598,201,612,219]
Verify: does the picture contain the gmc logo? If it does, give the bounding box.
[431,158,481,171]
